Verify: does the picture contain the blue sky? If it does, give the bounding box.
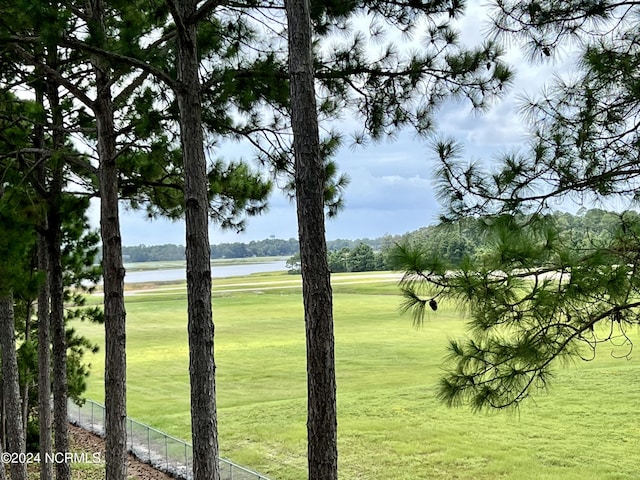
[109,2,575,247]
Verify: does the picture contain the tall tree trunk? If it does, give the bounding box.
[37,231,53,480]
[89,0,128,477]
[34,78,53,480]
[0,294,28,480]
[20,302,31,441]
[170,2,220,479]
[285,0,338,478]
[45,69,71,480]
[48,190,68,480]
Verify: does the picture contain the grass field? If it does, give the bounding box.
[73,272,640,479]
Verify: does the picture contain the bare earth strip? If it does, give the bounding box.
[18,425,174,480]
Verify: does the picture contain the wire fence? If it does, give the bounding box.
[67,398,272,480]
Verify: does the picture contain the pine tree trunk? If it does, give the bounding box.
[172,2,220,478]
[34,80,53,480]
[37,231,53,480]
[0,294,28,480]
[90,1,128,475]
[48,196,69,480]
[98,107,128,480]
[285,0,338,477]
[21,303,31,441]
[46,73,71,480]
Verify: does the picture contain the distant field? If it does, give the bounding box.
[73,272,640,480]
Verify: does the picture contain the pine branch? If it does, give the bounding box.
[59,37,177,89]
[6,43,94,108]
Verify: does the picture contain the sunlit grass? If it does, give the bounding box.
[73,274,640,480]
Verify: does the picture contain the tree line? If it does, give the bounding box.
[121,236,394,262]
[395,208,639,268]
[124,209,638,270]
[287,242,390,273]
[119,206,640,282]
[329,209,640,273]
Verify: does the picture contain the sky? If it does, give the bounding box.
[108,2,576,247]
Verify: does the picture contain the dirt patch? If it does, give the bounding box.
[66,424,176,480]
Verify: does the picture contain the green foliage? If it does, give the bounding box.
[401,1,640,410]
[327,248,351,273]
[437,2,640,220]
[277,139,351,219]
[208,160,272,231]
[347,243,376,272]
[3,0,514,240]
[65,326,100,404]
[11,195,102,436]
[16,324,99,416]
[396,209,640,409]
[0,91,102,444]
[0,0,276,233]
[327,243,390,273]
[121,236,399,262]
[60,195,102,293]
[394,208,640,268]
[213,0,513,217]
[394,218,484,269]
[0,94,42,298]
[0,197,37,296]
[285,252,301,274]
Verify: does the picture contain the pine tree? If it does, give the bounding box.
[286,0,338,476]
[33,65,53,480]
[394,1,640,409]
[0,103,36,480]
[0,294,27,480]
[0,228,29,480]
[166,1,221,477]
[0,83,101,480]
[1,4,274,478]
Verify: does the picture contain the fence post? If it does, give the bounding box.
[165,435,169,471]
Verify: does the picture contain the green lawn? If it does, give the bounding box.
[73,273,640,479]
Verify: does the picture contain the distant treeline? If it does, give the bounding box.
[121,209,638,266]
[121,237,392,262]
[394,208,640,267]
[322,208,640,273]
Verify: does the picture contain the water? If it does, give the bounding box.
[124,260,287,283]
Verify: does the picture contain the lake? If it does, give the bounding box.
[124,260,287,283]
